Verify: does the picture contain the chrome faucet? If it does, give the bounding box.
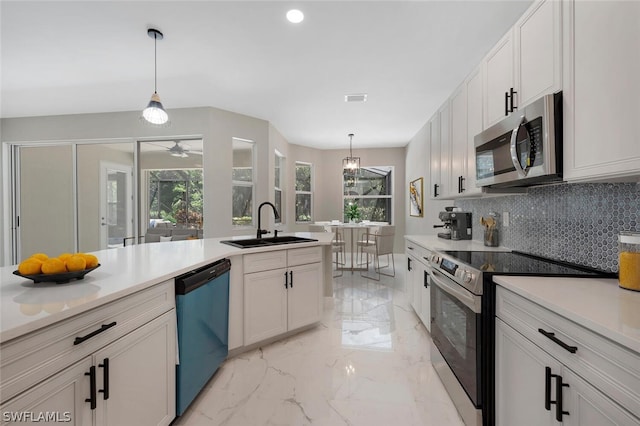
[256,202,280,239]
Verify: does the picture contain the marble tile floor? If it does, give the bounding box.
[173,259,464,426]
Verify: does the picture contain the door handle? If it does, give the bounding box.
[509,87,517,112]
[553,373,570,421]
[433,184,439,198]
[408,257,412,271]
[85,366,97,410]
[289,270,293,288]
[510,115,530,177]
[284,271,288,289]
[544,367,552,411]
[423,270,429,288]
[98,358,109,400]
[505,91,509,116]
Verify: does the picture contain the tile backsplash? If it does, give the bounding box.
[455,183,639,273]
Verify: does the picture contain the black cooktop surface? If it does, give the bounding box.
[441,250,614,277]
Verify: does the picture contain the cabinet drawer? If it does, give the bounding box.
[287,246,322,267]
[405,242,429,266]
[496,286,640,419]
[244,250,287,274]
[0,281,174,403]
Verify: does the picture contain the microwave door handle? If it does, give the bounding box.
[510,115,529,177]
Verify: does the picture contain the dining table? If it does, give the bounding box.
[328,222,373,272]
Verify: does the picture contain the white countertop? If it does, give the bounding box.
[0,233,332,343]
[493,276,640,354]
[404,234,510,252]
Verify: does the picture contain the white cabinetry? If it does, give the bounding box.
[496,286,640,425]
[405,240,430,332]
[430,102,452,200]
[562,0,640,182]
[0,282,176,426]
[465,66,484,195]
[429,112,442,199]
[484,0,561,128]
[243,247,323,346]
[449,83,467,197]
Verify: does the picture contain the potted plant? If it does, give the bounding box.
[346,203,360,223]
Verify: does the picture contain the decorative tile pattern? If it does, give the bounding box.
[455,183,639,273]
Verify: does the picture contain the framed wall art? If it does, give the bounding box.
[409,177,423,217]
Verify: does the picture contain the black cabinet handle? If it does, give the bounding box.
[407,257,412,271]
[98,358,109,400]
[505,91,509,116]
[74,322,117,345]
[433,184,439,198]
[554,373,570,421]
[509,87,518,112]
[538,328,577,353]
[544,367,552,411]
[85,366,96,410]
[284,271,288,289]
[289,270,293,288]
[457,176,466,193]
[423,270,429,288]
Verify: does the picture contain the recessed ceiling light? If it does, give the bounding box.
[286,9,304,24]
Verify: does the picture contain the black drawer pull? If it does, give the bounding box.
[99,358,110,400]
[284,271,288,289]
[538,328,577,353]
[85,366,96,410]
[407,257,412,271]
[74,322,117,345]
[554,373,570,421]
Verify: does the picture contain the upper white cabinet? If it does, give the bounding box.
[449,83,467,197]
[484,31,515,128]
[465,66,484,195]
[484,0,562,128]
[429,113,442,199]
[430,102,452,200]
[562,0,640,182]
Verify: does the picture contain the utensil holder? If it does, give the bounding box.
[484,228,498,247]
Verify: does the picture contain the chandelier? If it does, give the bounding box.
[342,133,360,173]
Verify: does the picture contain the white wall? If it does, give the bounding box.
[404,121,450,236]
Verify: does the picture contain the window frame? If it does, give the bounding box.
[342,166,393,224]
[274,150,285,225]
[294,161,313,224]
[232,138,256,228]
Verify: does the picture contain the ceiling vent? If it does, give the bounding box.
[345,93,368,103]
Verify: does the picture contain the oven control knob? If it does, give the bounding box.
[463,272,474,284]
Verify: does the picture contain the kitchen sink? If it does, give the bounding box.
[220,236,318,249]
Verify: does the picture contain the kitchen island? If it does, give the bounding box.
[0,232,332,425]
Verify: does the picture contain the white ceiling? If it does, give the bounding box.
[1,1,533,150]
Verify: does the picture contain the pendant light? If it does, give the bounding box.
[342,133,360,173]
[142,28,169,125]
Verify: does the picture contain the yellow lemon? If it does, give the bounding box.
[66,255,87,272]
[18,258,43,275]
[41,258,67,274]
[30,253,49,262]
[58,253,73,262]
[82,254,99,268]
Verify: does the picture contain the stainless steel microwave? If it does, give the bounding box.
[474,92,562,188]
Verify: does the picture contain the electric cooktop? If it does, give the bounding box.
[441,250,615,277]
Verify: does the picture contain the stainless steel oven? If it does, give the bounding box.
[428,261,483,426]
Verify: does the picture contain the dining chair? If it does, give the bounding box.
[355,225,380,265]
[360,225,396,281]
[309,224,344,277]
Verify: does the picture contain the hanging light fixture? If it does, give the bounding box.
[142,28,169,125]
[342,133,360,173]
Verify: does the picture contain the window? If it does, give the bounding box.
[343,166,393,223]
[295,162,312,222]
[232,138,255,226]
[274,151,284,224]
[147,169,203,228]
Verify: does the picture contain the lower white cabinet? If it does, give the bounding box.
[0,282,176,426]
[406,242,431,332]
[243,247,323,346]
[496,286,640,425]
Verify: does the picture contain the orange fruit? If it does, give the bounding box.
[58,253,73,262]
[41,258,67,274]
[18,258,43,275]
[66,255,87,272]
[82,254,99,268]
[30,253,49,262]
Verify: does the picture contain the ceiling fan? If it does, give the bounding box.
[167,141,203,158]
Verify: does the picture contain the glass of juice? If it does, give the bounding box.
[619,232,640,291]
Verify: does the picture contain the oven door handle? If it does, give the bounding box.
[429,268,482,314]
[510,115,530,177]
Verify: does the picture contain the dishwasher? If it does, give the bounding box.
[174,258,231,416]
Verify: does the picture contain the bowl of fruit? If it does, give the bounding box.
[14,252,100,284]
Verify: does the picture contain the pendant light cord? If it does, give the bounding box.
[154,33,158,94]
